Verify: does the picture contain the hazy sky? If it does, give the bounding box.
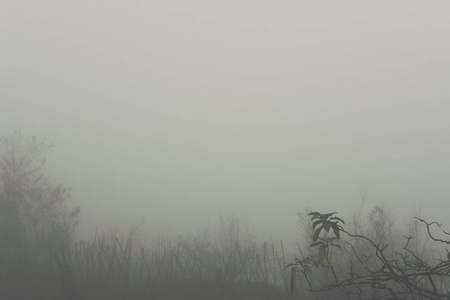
[2,0,450,243]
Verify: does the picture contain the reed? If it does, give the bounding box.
[0,217,293,299]
[64,225,293,299]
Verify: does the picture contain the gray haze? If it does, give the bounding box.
[2,0,450,243]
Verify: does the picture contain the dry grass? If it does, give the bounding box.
[67,228,292,300]
[0,217,296,299]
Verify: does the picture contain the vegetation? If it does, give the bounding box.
[0,132,80,298]
[66,219,290,299]
[0,132,80,257]
[2,132,450,299]
[0,132,291,299]
[289,206,450,299]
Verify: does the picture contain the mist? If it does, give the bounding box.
[2,0,450,246]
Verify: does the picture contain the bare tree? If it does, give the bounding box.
[289,211,450,300]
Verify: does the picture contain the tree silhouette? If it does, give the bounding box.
[0,132,79,264]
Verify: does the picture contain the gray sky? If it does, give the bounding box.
[2,0,450,243]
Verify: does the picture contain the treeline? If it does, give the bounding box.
[1,132,449,300]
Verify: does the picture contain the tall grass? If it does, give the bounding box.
[66,223,292,299]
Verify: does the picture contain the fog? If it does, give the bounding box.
[2,0,450,243]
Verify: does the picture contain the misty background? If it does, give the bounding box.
[2,0,450,244]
